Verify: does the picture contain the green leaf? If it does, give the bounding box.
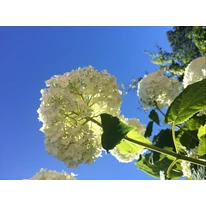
[149,109,160,125]
[184,115,206,130]
[116,129,152,155]
[174,115,206,151]
[100,113,135,152]
[198,124,206,138]
[135,153,183,179]
[144,121,154,138]
[152,129,175,162]
[198,137,206,157]
[165,79,206,124]
[198,125,206,157]
[176,130,199,150]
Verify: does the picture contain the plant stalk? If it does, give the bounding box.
[124,136,206,167]
[172,122,178,153]
[166,158,178,179]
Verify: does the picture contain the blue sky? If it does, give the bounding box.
[0,26,173,180]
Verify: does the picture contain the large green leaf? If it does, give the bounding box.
[135,153,183,179]
[198,125,206,157]
[100,113,135,152]
[116,129,152,155]
[165,78,206,124]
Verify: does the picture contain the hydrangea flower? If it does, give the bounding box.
[29,168,77,180]
[37,66,122,168]
[137,70,180,109]
[181,147,199,178]
[180,161,192,178]
[183,56,206,88]
[191,166,206,180]
[110,116,147,163]
[159,170,166,180]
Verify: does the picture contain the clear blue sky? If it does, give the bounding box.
[0,26,173,180]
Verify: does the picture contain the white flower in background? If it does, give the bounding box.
[181,161,192,178]
[187,147,198,159]
[181,147,198,178]
[191,166,206,180]
[110,116,146,163]
[137,70,180,109]
[126,118,146,135]
[37,66,122,168]
[159,171,166,180]
[183,56,206,88]
[110,147,147,163]
[197,109,206,116]
[187,148,206,180]
[110,147,144,163]
[29,168,77,180]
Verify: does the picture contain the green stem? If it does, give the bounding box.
[172,122,178,153]
[87,117,102,127]
[155,101,198,141]
[124,136,206,167]
[154,101,166,117]
[166,158,178,179]
[89,117,206,167]
[155,101,198,149]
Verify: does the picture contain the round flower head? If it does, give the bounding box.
[137,70,180,109]
[37,66,122,168]
[110,116,146,163]
[29,168,77,180]
[183,56,206,88]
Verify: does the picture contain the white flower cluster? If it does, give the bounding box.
[159,170,166,180]
[187,147,198,159]
[183,56,206,88]
[37,66,122,168]
[180,161,192,178]
[29,168,77,180]
[126,118,146,135]
[110,117,146,163]
[181,147,198,178]
[191,166,206,180]
[137,70,180,109]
